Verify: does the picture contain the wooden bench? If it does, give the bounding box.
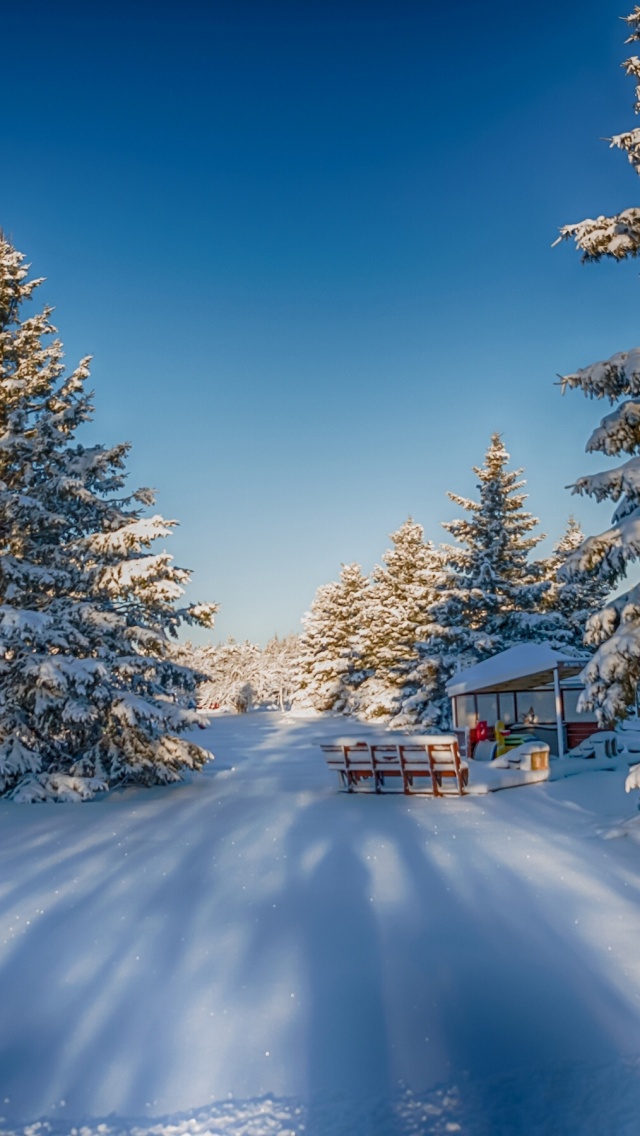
[321,735,468,796]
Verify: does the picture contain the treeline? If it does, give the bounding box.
[188,635,300,714]
[192,435,607,729]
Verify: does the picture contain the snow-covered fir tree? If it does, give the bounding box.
[355,519,449,723]
[390,606,460,733]
[0,235,217,801]
[536,518,610,653]
[294,563,369,712]
[390,537,466,733]
[555,7,640,263]
[439,434,547,662]
[555,7,640,722]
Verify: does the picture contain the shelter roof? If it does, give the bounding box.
[445,643,588,698]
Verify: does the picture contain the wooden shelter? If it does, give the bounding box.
[445,643,599,758]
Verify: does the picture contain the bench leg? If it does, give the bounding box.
[437,769,467,795]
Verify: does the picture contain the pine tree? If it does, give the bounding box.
[294,563,369,712]
[555,8,640,262]
[390,603,460,733]
[0,235,217,801]
[537,518,610,653]
[439,434,547,662]
[555,7,640,722]
[355,519,447,722]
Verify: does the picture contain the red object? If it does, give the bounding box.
[476,720,488,741]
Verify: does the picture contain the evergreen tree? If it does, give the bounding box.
[294,563,369,712]
[355,519,447,722]
[537,518,610,653]
[390,600,460,733]
[555,7,640,722]
[439,434,547,662]
[555,7,640,263]
[0,235,217,801]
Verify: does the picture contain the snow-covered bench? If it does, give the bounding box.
[320,735,468,796]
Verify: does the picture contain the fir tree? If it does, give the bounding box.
[390,603,460,733]
[355,519,447,722]
[537,518,610,653]
[555,7,640,722]
[439,434,547,662]
[294,563,369,712]
[0,235,217,801]
[555,8,640,263]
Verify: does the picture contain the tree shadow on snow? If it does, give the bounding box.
[1,718,640,1135]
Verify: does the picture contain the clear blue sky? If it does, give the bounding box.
[2,0,638,643]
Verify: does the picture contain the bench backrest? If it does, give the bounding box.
[320,743,349,772]
[369,743,402,774]
[411,735,461,763]
[397,742,432,772]
[320,739,371,772]
[321,735,466,793]
[399,735,466,787]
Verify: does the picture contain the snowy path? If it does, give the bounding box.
[1,712,640,1134]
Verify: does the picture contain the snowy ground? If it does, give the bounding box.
[2,711,640,1135]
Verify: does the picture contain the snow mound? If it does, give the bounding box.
[466,765,549,794]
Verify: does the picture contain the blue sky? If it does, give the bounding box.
[2,0,639,643]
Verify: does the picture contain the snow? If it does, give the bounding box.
[586,401,640,457]
[2,711,640,1135]
[464,762,550,792]
[445,642,586,697]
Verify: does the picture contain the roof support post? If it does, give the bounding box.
[553,665,565,759]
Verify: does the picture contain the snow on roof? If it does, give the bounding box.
[446,643,588,698]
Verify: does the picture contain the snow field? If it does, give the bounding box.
[1,711,640,1134]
